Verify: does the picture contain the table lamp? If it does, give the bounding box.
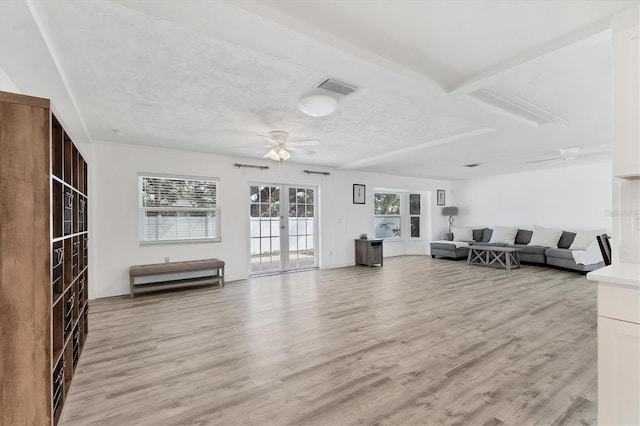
[442,207,458,234]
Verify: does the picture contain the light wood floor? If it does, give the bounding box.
[60,256,597,426]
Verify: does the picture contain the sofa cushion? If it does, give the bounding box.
[528,225,564,248]
[473,228,484,242]
[482,228,493,242]
[547,256,604,272]
[430,241,469,250]
[515,229,533,245]
[558,231,576,249]
[569,229,606,250]
[512,244,547,256]
[545,248,575,260]
[451,226,473,242]
[471,242,508,247]
[489,226,518,245]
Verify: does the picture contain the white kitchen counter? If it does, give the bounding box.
[587,262,640,288]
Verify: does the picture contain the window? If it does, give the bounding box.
[139,174,220,243]
[374,191,423,240]
[374,192,401,239]
[410,193,421,238]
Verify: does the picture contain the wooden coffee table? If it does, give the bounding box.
[467,245,521,271]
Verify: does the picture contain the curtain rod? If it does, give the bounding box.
[234,163,269,170]
[303,169,330,176]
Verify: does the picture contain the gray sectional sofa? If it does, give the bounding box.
[430,227,604,272]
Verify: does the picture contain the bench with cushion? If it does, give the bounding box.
[129,258,225,297]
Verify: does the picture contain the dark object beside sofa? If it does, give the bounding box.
[430,228,604,272]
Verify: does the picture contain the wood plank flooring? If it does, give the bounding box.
[59,256,597,425]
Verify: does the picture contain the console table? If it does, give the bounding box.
[355,239,383,267]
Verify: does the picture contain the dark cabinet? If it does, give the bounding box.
[355,239,383,267]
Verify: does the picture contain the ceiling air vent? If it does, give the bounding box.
[464,163,480,168]
[317,77,358,96]
[469,90,564,126]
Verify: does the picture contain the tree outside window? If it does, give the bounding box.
[374,192,401,238]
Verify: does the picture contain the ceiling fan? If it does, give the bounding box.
[235,130,320,161]
[525,146,610,164]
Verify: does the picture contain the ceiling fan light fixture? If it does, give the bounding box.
[298,94,338,117]
[265,148,280,161]
[265,146,291,161]
[277,147,291,161]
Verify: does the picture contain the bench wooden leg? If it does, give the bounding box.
[129,276,135,298]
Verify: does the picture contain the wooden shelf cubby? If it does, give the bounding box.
[0,90,89,425]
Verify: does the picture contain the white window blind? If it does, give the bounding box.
[139,175,220,243]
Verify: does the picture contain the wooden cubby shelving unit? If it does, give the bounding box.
[0,91,89,425]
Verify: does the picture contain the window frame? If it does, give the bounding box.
[138,173,221,245]
[373,191,424,241]
[409,193,421,239]
[373,191,402,240]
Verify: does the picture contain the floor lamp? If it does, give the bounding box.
[442,207,458,234]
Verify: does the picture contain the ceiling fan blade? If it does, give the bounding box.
[288,146,316,155]
[232,144,265,149]
[581,150,611,158]
[257,134,279,145]
[525,157,561,164]
[288,139,320,147]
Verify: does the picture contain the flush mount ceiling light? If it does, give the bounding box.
[298,94,338,117]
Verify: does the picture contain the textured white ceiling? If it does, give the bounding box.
[230,0,634,89]
[6,0,636,179]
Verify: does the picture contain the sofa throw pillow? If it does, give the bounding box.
[488,226,518,245]
[528,225,564,248]
[570,229,606,250]
[558,231,577,249]
[514,229,533,245]
[451,226,473,242]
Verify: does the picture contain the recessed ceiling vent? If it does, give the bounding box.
[464,163,480,168]
[317,77,358,96]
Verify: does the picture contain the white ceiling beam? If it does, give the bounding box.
[25,0,92,143]
[447,18,614,95]
[339,127,495,170]
[223,0,445,92]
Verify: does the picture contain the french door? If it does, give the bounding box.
[249,184,318,274]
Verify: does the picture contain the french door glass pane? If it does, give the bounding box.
[251,184,316,274]
[288,187,315,270]
[250,185,281,273]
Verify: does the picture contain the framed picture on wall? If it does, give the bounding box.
[353,184,366,204]
[437,189,445,206]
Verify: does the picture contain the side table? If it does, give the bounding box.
[355,239,383,267]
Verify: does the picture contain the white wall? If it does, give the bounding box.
[90,141,452,298]
[0,67,21,93]
[451,162,613,232]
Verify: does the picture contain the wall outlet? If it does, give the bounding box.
[164,257,170,263]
